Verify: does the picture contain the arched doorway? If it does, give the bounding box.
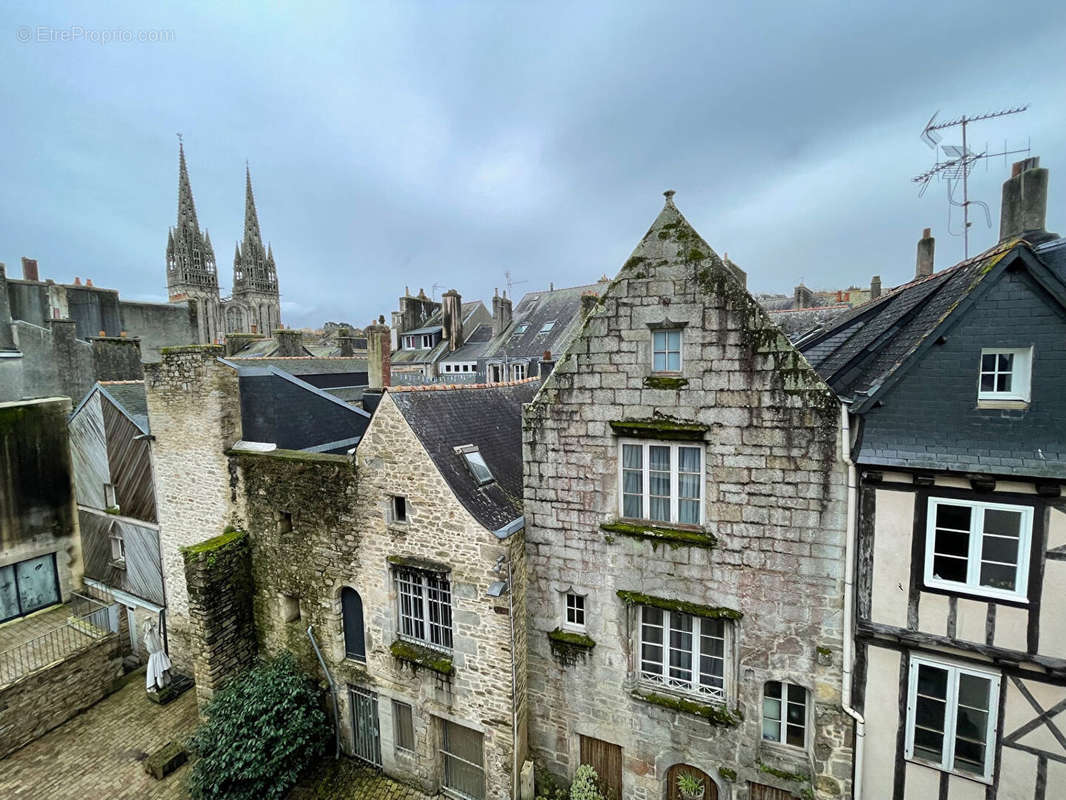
[665,764,717,800]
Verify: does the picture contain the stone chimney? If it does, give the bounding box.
[367,316,391,390]
[21,257,39,282]
[274,329,304,357]
[1000,157,1050,242]
[870,275,882,300]
[794,284,814,309]
[338,327,355,357]
[916,228,935,278]
[441,289,463,350]
[539,349,555,378]
[492,289,513,335]
[0,263,14,349]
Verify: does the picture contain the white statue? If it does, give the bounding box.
[144,618,173,692]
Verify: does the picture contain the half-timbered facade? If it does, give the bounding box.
[800,158,1066,799]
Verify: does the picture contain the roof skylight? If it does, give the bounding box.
[461,448,494,485]
[539,321,556,333]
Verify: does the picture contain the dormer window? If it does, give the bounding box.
[978,347,1031,402]
[456,445,493,485]
[422,334,433,349]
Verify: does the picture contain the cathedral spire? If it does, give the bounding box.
[176,138,200,234]
[243,164,263,247]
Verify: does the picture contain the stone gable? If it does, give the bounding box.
[523,195,852,799]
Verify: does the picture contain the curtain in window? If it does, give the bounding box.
[678,446,701,524]
[622,444,643,518]
[649,446,671,522]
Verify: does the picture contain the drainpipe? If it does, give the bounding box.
[506,552,520,800]
[840,403,865,799]
[307,625,341,759]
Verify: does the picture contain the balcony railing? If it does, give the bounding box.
[0,596,119,687]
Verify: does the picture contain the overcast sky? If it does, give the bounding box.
[3,1,1065,329]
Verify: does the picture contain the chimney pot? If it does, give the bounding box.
[20,257,39,282]
[86,278,93,287]
[74,276,81,285]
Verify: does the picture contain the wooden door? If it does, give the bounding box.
[665,764,717,800]
[748,782,795,800]
[579,735,623,800]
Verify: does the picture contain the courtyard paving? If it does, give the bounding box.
[0,667,198,799]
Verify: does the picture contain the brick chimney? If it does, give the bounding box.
[274,329,304,357]
[441,289,463,350]
[916,228,934,278]
[21,257,39,282]
[794,284,814,309]
[1000,157,1050,242]
[367,316,391,389]
[870,275,882,300]
[492,289,513,335]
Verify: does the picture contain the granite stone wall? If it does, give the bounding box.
[523,198,853,800]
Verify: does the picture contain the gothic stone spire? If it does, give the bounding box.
[167,140,218,298]
[232,165,278,297]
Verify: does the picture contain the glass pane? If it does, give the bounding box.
[653,352,667,371]
[984,509,1022,537]
[913,728,944,762]
[955,706,988,743]
[934,529,970,557]
[980,374,995,391]
[678,499,699,525]
[762,719,781,741]
[981,535,1019,565]
[998,353,1013,371]
[917,664,948,699]
[652,331,667,351]
[642,606,663,628]
[667,352,680,371]
[464,451,493,483]
[623,444,643,469]
[788,684,806,704]
[936,504,972,531]
[678,447,700,474]
[958,674,990,711]
[667,330,681,350]
[786,724,805,748]
[623,494,642,518]
[763,697,782,722]
[0,565,18,620]
[15,556,58,614]
[932,555,968,583]
[649,497,670,522]
[979,563,1017,591]
[915,696,946,729]
[649,471,671,497]
[649,446,670,471]
[997,374,1012,392]
[764,681,782,700]
[787,703,805,725]
[981,353,996,371]
[953,738,985,774]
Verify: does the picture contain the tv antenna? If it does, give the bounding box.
[431,282,446,300]
[913,106,1030,258]
[504,270,527,294]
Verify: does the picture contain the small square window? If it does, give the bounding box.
[652,329,682,372]
[762,681,808,748]
[565,593,585,630]
[389,496,408,524]
[978,347,1031,402]
[278,510,293,534]
[103,483,117,509]
[110,532,126,565]
[393,700,415,752]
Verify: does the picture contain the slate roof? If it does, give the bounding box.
[392,301,487,365]
[389,379,541,532]
[439,323,494,362]
[798,240,1021,402]
[229,338,314,358]
[98,380,149,433]
[227,356,368,375]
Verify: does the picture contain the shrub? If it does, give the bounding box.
[188,652,328,800]
[570,764,603,800]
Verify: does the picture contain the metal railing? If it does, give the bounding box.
[0,600,120,687]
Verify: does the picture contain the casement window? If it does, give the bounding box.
[512,363,526,380]
[110,531,126,565]
[564,593,586,631]
[619,440,704,525]
[652,329,682,372]
[422,334,433,349]
[395,567,453,650]
[388,495,408,524]
[762,682,809,748]
[392,700,415,753]
[924,498,1033,601]
[441,719,485,800]
[905,656,1000,782]
[639,606,729,702]
[341,587,366,662]
[978,347,1032,402]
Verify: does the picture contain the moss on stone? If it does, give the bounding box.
[609,418,708,441]
[717,767,737,782]
[631,690,743,726]
[227,448,352,466]
[816,646,832,657]
[616,590,742,620]
[182,527,245,556]
[643,376,689,390]
[386,554,451,572]
[389,639,454,676]
[622,256,647,271]
[756,761,810,783]
[601,521,716,550]
[547,628,595,648]
[160,344,224,355]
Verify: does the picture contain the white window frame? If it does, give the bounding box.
[924,497,1033,602]
[395,567,453,651]
[103,482,117,508]
[652,328,683,372]
[617,439,705,525]
[978,347,1032,402]
[109,531,126,564]
[905,655,1000,783]
[512,363,526,381]
[422,334,433,349]
[563,592,586,632]
[637,605,731,704]
[762,681,810,750]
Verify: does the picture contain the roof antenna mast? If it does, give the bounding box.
[912,106,1029,259]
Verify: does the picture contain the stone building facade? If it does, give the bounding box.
[522,193,853,800]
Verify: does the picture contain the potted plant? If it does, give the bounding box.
[677,772,705,800]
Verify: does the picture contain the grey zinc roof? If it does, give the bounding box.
[403,325,443,336]
[389,379,541,531]
[98,381,149,433]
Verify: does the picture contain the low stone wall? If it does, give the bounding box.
[182,528,257,709]
[0,633,124,758]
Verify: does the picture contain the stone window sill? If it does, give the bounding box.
[630,688,742,726]
[389,639,454,676]
[643,375,689,390]
[601,520,716,549]
[976,399,1029,411]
